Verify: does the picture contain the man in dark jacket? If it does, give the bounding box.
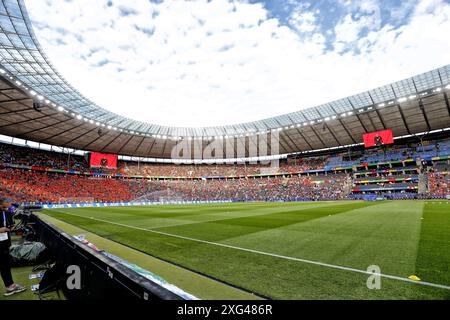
[0,197,26,296]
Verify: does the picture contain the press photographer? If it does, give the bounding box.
[0,197,26,296]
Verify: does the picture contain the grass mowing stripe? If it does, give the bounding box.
[415,202,450,286]
[156,202,377,242]
[221,201,424,277]
[147,201,352,230]
[50,209,450,291]
[56,201,354,229]
[53,201,363,238]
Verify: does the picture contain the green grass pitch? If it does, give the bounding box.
[42,200,450,300]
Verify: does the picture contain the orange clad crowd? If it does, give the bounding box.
[0,169,134,203]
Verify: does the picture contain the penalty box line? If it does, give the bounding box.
[51,210,450,291]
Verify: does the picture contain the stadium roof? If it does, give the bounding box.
[0,0,449,159]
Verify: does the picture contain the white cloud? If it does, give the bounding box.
[288,3,319,34]
[334,0,382,48]
[24,0,450,128]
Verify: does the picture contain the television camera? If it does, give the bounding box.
[11,204,43,241]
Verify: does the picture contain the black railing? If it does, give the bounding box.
[31,213,184,300]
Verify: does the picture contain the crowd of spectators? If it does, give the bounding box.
[0,139,448,204]
[117,157,328,177]
[326,138,450,168]
[428,173,450,197]
[0,142,331,177]
[0,169,134,203]
[0,143,357,180]
[118,162,267,177]
[0,143,87,171]
[0,168,351,204]
[1,138,449,178]
[126,175,351,202]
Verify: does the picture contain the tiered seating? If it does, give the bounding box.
[0,169,134,203]
[125,175,351,202]
[325,138,450,169]
[0,143,88,171]
[0,168,351,204]
[0,137,449,204]
[1,138,449,178]
[325,155,358,168]
[428,173,450,198]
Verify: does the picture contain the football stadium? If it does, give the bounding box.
[0,0,449,305]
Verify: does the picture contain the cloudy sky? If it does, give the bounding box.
[24,0,450,127]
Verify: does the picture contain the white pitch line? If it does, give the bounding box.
[50,210,450,291]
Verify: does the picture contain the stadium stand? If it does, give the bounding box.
[0,169,134,203]
[1,137,448,175]
[0,168,351,204]
[0,143,88,171]
[0,137,449,204]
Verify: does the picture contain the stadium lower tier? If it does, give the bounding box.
[0,168,448,204]
[0,169,353,203]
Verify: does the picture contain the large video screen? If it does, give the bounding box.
[89,152,118,169]
[363,129,394,148]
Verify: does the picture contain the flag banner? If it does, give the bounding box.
[90,152,118,169]
[363,129,394,148]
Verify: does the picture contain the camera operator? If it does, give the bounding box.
[0,197,26,296]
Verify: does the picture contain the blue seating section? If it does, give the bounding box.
[326,138,450,168]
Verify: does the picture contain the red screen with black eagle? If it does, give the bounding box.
[90,152,118,169]
[363,129,394,148]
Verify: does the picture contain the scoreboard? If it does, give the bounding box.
[363,129,394,148]
[89,152,118,169]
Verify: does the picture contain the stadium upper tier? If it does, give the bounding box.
[1,137,449,178]
[0,0,450,159]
